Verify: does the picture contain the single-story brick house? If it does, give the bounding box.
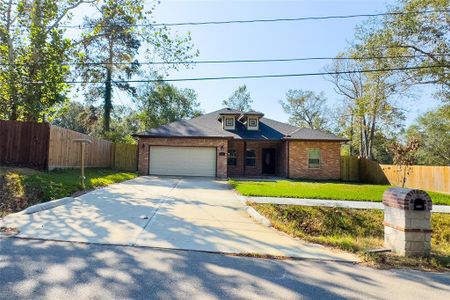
[134,108,348,179]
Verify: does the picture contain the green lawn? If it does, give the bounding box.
[250,203,450,271]
[231,180,450,205]
[1,168,137,216]
[22,168,137,201]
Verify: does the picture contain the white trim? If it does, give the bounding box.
[223,116,236,130]
[247,117,259,131]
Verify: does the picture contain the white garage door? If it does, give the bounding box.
[149,146,216,177]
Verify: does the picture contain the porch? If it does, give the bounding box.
[227,140,287,177]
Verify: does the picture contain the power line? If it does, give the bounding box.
[1,54,448,67]
[56,10,449,29]
[7,65,448,84]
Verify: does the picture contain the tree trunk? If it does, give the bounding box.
[103,38,114,133]
[103,67,112,132]
[25,0,43,121]
[349,114,354,155]
[4,0,18,120]
[359,118,364,157]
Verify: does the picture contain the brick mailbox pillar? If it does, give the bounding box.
[383,187,432,257]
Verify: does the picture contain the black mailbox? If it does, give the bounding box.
[413,198,425,211]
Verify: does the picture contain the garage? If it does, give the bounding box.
[149,146,216,177]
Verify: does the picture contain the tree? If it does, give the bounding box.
[389,136,422,187]
[135,81,202,130]
[0,0,92,121]
[0,0,21,120]
[406,105,450,165]
[280,89,329,130]
[52,102,100,134]
[52,101,141,143]
[222,85,253,111]
[326,52,405,159]
[359,0,450,101]
[78,0,197,133]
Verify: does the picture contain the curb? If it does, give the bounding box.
[236,194,272,227]
[247,196,450,214]
[23,197,74,215]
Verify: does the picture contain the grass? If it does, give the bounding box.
[22,168,137,200]
[0,168,137,216]
[231,180,450,205]
[249,203,450,271]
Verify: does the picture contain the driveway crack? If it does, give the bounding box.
[130,178,181,246]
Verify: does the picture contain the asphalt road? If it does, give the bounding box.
[1,237,449,300]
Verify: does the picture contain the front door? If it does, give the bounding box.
[262,148,276,174]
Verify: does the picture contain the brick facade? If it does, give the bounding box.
[288,140,341,180]
[138,137,228,178]
[227,140,287,177]
[137,137,342,180]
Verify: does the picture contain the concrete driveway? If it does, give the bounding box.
[1,176,356,261]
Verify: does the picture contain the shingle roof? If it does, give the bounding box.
[285,128,348,141]
[135,108,347,141]
[218,108,242,115]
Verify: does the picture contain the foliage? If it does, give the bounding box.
[0,172,26,215]
[231,179,450,205]
[250,203,450,271]
[135,81,202,130]
[364,0,450,101]
[371,132,395,163]
[0,0,91,121]
[52,101,100,134]
[222,85,253,111]
[0,168,137,216]
[327,0,450,160]
[326,52,406,160]
[406,105,450,165]
[78,0,197,132]
[52,101,140,143]
[280,89,330,130]
[389,136,422,187]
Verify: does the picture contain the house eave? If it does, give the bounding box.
[282,137,350,142]
[134,134,234,140]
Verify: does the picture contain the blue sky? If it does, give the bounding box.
[70,0,441,125]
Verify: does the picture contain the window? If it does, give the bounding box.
[228,149,237,166]
[247,117,258,130]
[308,149,321,169]
[223,116,235,129]
[245,149,256,166]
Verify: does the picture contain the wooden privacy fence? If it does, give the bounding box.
[0,120,137,171]
[0,120,50,169]
[48,125,113,169]
[341,156,450,194]
[113,143,138,171]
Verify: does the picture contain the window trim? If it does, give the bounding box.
[247,117,259,130]
[307,149,321,169]
[227,149,237,166]
[245,149,256,166]
[223,116,236,130]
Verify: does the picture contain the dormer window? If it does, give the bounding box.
[223,116,235,130]
[247,117,259,130]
